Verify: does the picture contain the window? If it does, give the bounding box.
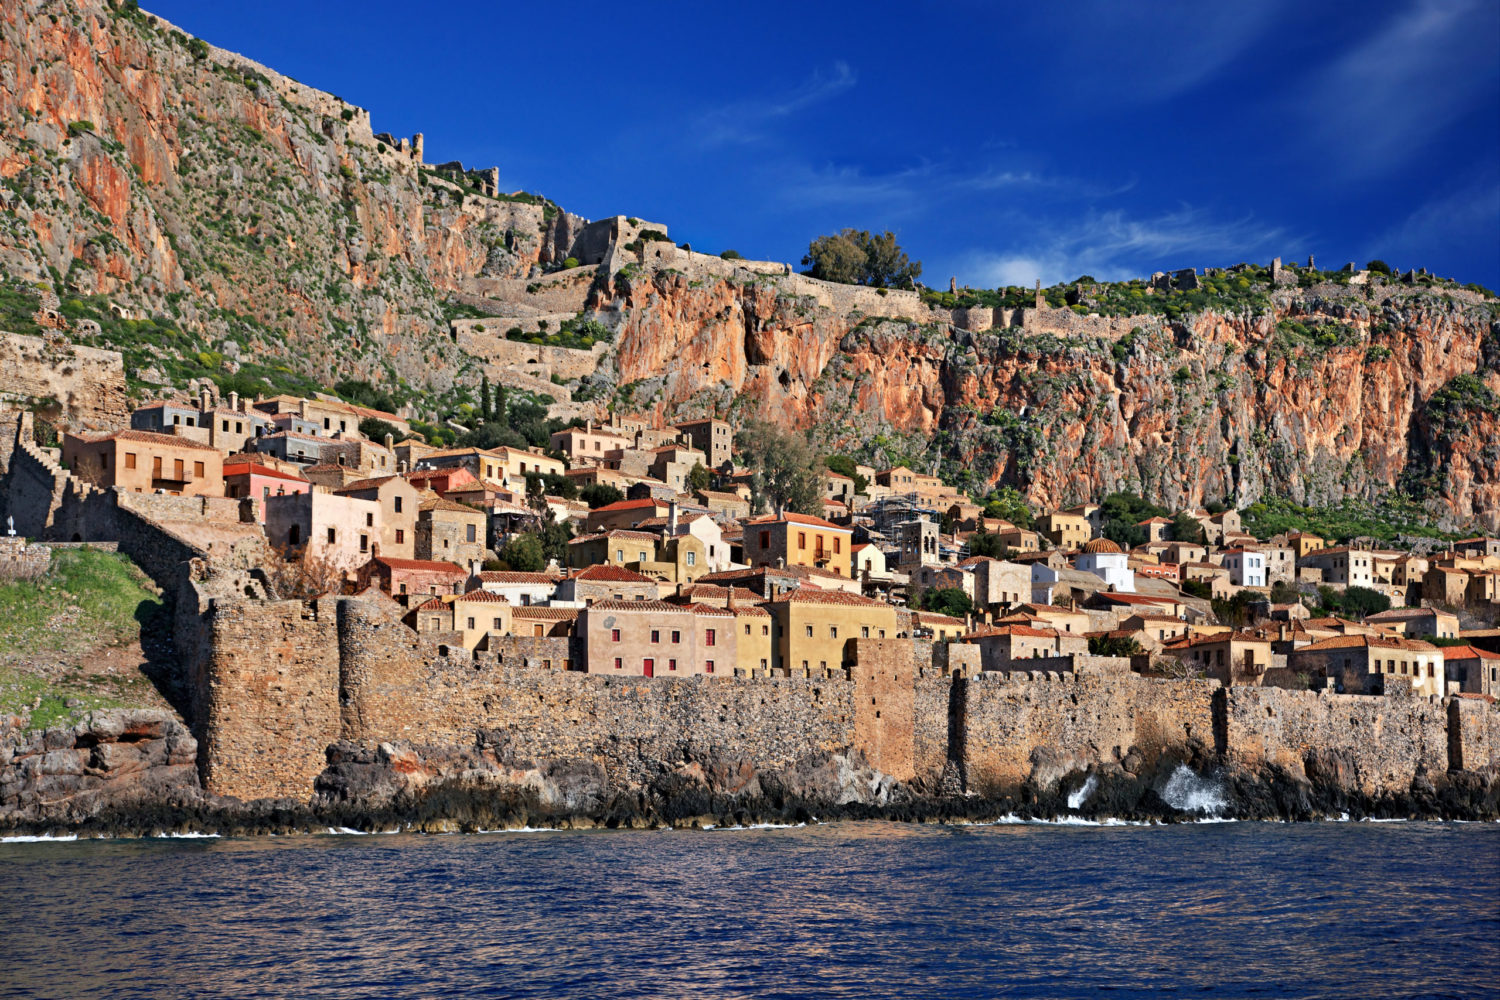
[806,625,814,638]
[861,626,870,639]
[366,512,375,527]
[651,630,660,643]
[759,531,770,548]
[466,524,476,543]
[399,583,407,595]
[359,534,369,553]
[760,659,768,669]
[834,537,841,554]
[879,630,886,639]
[744,624,751,635]
[614,658,623,670]
[533,624,544,637]
[705,660,714,674]
[761,625,769,636]
[705,629,716,646]
[174,458,185,479]
[467,617,476,630]
[611,629,621,643]
[443,539,449,549]
[125,452,136,470]
[616,549,624,562]
[672,630,681,644]
[326,527,336,544]
[394,496,403,514]
[637,551,647,563]
[395,529,404,544]
[798,532,807,550]
[289,525,301,545]
[668,659,677,672]
[686,551,696,567]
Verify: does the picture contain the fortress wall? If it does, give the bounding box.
[960,669,1218,796]
[1448,697,1500,772]
[0,332,129,433]
[197,598,341,799]
[451,324,605,380]
[1222,683,1449,795]
[912,673,956,788]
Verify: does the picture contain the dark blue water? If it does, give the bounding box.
[1,821,1497,999]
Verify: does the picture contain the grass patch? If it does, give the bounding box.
[0,547,163,660]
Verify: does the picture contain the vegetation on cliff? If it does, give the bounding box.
[0,547,168,731]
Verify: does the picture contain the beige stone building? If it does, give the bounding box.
[1160,631,1273,684]
[416,496,488,566]
[964,624,1087,671]
[1300,547,1376,588]
[63,429,223,497]
[580,600,734,677]
[1037,511,1091,550]
[264,489,383,571]
[766,588,900,676]
[550,422,632,466]
[674,417,734,469]
[1290,634,1445,697]
[556,564,660,604]
[334,475,420,560]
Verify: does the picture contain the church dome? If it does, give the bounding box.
[1082,538,1123,554]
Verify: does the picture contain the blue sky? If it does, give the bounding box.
[147,0,1500,289]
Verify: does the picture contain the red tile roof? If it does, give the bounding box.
[573,564,656,583]
[592,498,664,513]
[584,599,729,616]
[768,587,889,608]
[75,428,219,452]
[1295,634,1440,654]
[371,557,466,574]
[476,571,557,585]
[746,511,850,530]
[415,597,449,612]
[511,606,580,621]
[336,475,402,492]
[455,590,511,604]
[222,462,307,482]
[1443,645,1500,660]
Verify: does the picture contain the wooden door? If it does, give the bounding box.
[643,658,654,678]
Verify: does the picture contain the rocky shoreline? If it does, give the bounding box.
[3,710,1497,840]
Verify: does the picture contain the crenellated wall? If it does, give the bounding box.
[184,594,1500,805]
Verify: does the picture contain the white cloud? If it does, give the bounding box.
[693,62,856,148]
[957,207,1294,287]
[1304,0,1499,177]
[1369,177,1500,269]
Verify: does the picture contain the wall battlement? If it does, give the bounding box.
[184,593,1500,805]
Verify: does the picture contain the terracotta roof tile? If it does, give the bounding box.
[573,564,656,583]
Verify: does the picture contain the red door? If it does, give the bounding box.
[643,658,654,678]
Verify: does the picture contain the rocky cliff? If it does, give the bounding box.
[601,265,1499,532]
[1,0,1496,530]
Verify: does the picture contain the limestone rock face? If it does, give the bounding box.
[609,271,1499,532]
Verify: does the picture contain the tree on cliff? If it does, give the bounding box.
[687,462,712,492]
[919,588,973,619]
[580,484,624,510]
[824,455,869,495]
[802,229,921,289]
[736,422,826,515]
[499,533,545,573]
[1100,492,1169,548]
[1170,512,1205,544]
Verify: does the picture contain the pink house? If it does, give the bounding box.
[223,461,310,522]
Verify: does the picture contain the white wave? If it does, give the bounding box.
[1161,765,1228,815]
[972,814,1147,827]
[1067,775,1098,810]
[0,834,79,843]
[1360,817,1409,823]
[155,831,219,839]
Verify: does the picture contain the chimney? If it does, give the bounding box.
[775,501,785,520]
[229,390,239,412]
[398,460,407,473]
[199,385,211,411]
[727,586,737,611]
[586,418,593,433]
[384,433,394,450]
[668,499,679,536]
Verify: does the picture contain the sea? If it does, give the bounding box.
[1,820,1496,999]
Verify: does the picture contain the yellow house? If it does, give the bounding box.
[451,590,513,650]
[733,605,774,675]
[743,512,853,578]
[767,588,900,676]
[1037,511,1091,549]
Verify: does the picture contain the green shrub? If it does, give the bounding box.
[66,120,94,137]
[1366,259,1392,274]
[720,250,743,260]
[562,257,580,269]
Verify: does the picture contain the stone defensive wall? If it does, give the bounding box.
[183,593,1500,805]
[450,322,607,382]
[0,331,129,436]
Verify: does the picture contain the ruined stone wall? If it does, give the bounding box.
[912,673,955,788]
[1448,697,1500,772]
[196,598,341,799]
[450,324,606,381]
[960,669,1219,795]
[850,640,916,782]
[0,332,129,433]
[1222,682,1449,794]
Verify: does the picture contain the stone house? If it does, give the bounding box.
[451,590,515,651]
[1300,547,1375,588]
[1283,531,1326,559]
[254,430,330,467]
[334,475,420,560]
[510,606,579,638]
[1290,634,1446,696]
[567,529,661,571]
[1453,537,1500,559]
[1013,603,1092,635]
[674,418,734,470]
[222,461,309,520]
[1160,631,1273,684]
[556,563,660,604]
[62,429,223,497]
[471,570,559,606]
[912,611,967,641]
[634,510,732,573]
[416,497,488,566]
[413,447,511,484]
[405,466,479,496]
[694,488,751,523]
[766,587,900,676]
[826,472,856,505]
[264,490,382,571]
[356,555,467,602]
[580,599,734,677]
[1037,511,1091,550]
[319,435,398,476]
[301,463,365,490]
[1162,540,1208,566]
[1086,591,1185,619]
[649,443,708,493]
[995,526,1041,553]
[1198,509,1242,546]
[957,556,1030,615]
[565,465,632,493]
[732,605,774,675]
[1065,503,1103,537]
[410,596,454,636]
[586,497,672,533]
[963,624,1087,671]
[550,422,632,466]
[1363,608,1460,640]
[743,512,853,578]
[1137,516,1171,543]
[875,466,919,491]
[491,446,565,491]
[131,396,273,455]
[1421,566,1470,606]
[1442,646,1500,695]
